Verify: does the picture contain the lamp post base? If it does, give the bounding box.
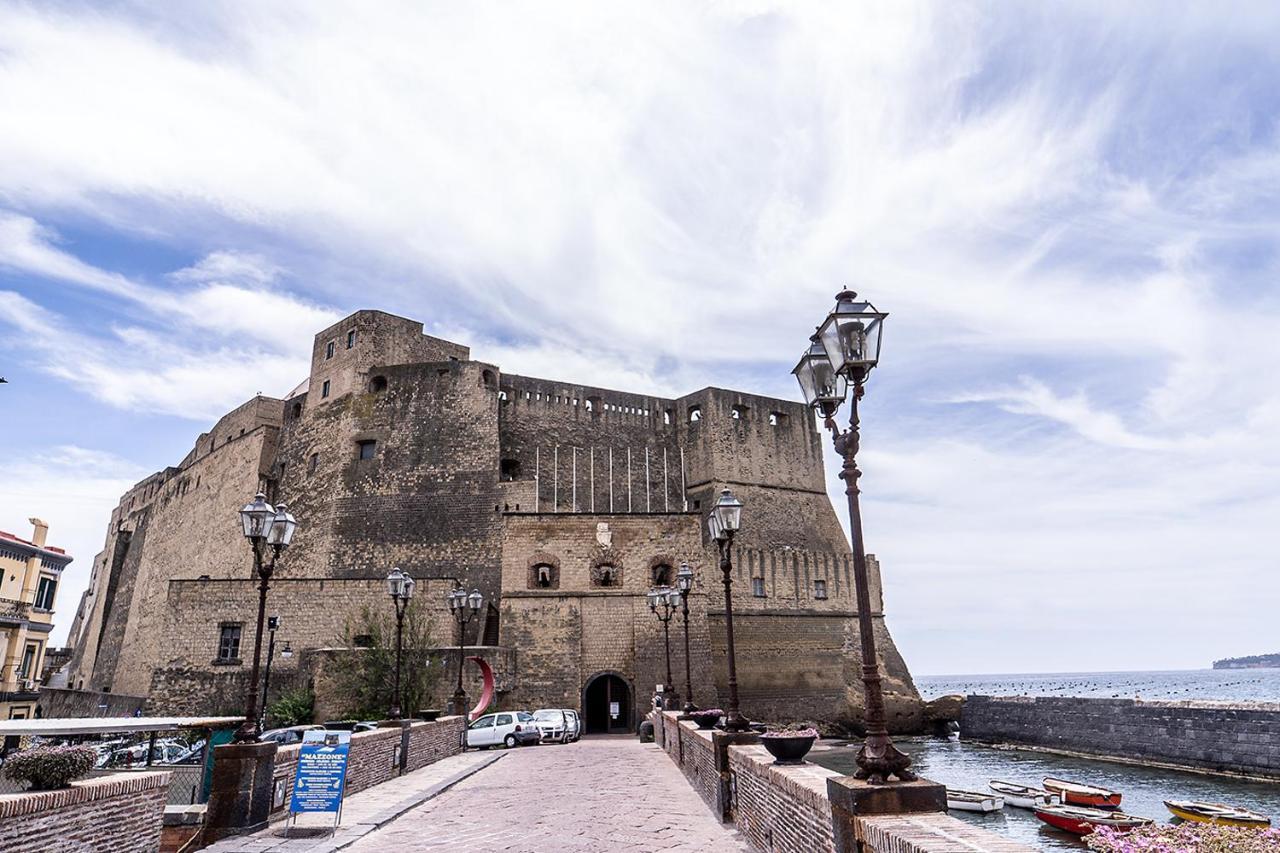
[854,734,917,785]
[449,691,469,718]
[721,710,752,733]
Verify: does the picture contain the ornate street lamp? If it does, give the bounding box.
[793,289,914,784]
[258,615,281,731]
[235,493,297,742]
[448,584,483,717]
[647,586,678,710]
[709,488,749,732]
[673,565,696,715]
[385,567,416,720]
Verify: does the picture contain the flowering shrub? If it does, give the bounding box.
[1087,823,1280,852]
[689,709,724,718]
[2,745,97,791]
[761,727,819,739]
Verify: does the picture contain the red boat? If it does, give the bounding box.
[1034,804,1152,836]
[1043,777,1122,809]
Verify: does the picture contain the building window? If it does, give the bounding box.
[651,563,672,586]
[291,402,303,418]
[732,405,748,420]
[325,341,335,360]
[352,634,374,648]
[18,644,37,680]
[688,406,702,423]
[357,440,377,460]
[369,375,387,393]
[321,380,331,398]
[346,329,356,349]
[34,576,57,611]
[592,564,619,588]
[663,409,672,425]
[751,577,766,597]
[814,579,828,600]
[500,458,521,480]
[217,624,242,662]
[528,563,559,589]
[769,412,786,427]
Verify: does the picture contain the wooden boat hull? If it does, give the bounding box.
[1034,806,1150,836]
[1043,778,1122,809]
[947,791,1004,813]
[988,782,1060,810]
[1165,801,1271,828]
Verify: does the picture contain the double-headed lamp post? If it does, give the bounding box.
[385,568,416,720]
[448,584,483,717]
[673,564,696,714]
[647,587,678,710]
[236,492,298,742]
[793,289,915,784]
[708,489,749,732]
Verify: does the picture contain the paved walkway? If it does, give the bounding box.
[205,750,503,853]
[348,736,749,853]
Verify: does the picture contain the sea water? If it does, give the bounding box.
[810,737,1280,850]
[916,668,1280,703]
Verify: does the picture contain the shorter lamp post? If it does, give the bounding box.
[235,493,298,743]
[709,488,750,732]
[448,584,483,717]
[647,587,678,710]
[385,567,416,720]
[675,563,696,714]
[258,615,281,731]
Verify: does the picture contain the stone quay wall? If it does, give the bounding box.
[654,712,1032,853]
[0,771,170,853]
[268,716,463,822]
[962,695,1280,778]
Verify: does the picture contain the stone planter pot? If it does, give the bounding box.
[761,735,816,765]
[417,709,442,722]
[691,714,720,730]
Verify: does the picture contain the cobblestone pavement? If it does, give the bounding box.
[347,736,750,853]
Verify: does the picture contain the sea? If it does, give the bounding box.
[915,668,1280,704]
[810,669,1280,849]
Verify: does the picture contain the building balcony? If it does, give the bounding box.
[0,597,31,625]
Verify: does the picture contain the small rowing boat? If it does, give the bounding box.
[988,780,1060,809]
[1043,777,1122,809]
[1034,804,1152,836]
[947,789,1004,813]
[1165,800,1271,828]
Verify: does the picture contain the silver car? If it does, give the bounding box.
[532,709,572,743]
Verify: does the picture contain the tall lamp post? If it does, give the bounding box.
[385,568,416,720]
[258,615,281,731]
[647,587,678,710]
[235,493,298,743]
[675,563,696,714]
[448,584,483,717]
[793,290,915,784]
[708,489,749,732]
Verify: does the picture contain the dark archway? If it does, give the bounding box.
[582,672,632,734]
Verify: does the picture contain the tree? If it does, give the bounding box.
[325,600,438,720]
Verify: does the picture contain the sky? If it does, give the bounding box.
[0,2,1278,674]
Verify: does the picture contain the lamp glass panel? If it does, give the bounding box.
[712,489,743,532]
[266,505,297,546]
[676,564,694,592]
[468,590,483,611]
[239,493,275,540]
[818,296,886,377]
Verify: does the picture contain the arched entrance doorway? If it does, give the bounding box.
[582,672,631,734]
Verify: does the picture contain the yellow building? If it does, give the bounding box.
[0,519,71,719]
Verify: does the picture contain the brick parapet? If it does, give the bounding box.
[730,742,838,853]
[0,771,170,852]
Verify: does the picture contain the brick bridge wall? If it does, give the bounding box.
[0,771,170,853]
[963,695,1280,778]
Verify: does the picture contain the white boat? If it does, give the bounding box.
[947,789,1004,813]
[989,780,1060,809]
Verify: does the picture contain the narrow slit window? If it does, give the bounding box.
[751,577,766,597]
[321,380,331,398]
[325,341,335,360]
[346,329,356,349]
[357,440,377,461]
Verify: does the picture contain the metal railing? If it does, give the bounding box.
[0,597,31,622]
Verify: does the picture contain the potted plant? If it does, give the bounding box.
[688,709,723,730]
[2,745,97,791]
[760,727,818,764]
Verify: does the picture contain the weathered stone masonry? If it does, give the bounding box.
[60,308,920,729]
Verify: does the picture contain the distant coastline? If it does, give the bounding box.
[1213,653,1280,670]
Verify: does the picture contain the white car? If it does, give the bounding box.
[532,709,572,743]
[466,712,539,749]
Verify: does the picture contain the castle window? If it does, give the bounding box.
[216,623,242,663]
[592,564,619,588]
[688,406,702,423]
[769,412,786,426]
[651,563,673,586]
[352,634,374,648]
[751,577,766,597]
[814,579,828,600]
[370,375,387,393]
[346,329,356,349]
[308,453,318,475]
[321,380,331,398]
[291,402,303,418]
[732,405,749,420]
[482,370,496,388]
[663,409,672,425]
[529,563,559,589]
[356,440,377,461]
[585,399,594,412]
[501,458,521,480]
[325,341,335,360]
[498,390,508,401]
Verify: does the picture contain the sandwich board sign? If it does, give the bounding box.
[289,729,351,831]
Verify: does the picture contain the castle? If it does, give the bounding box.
[60,310,922,731]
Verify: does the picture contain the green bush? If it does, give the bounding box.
[266,688,316,729]
[2,745,97,790]
[327,601,438,720]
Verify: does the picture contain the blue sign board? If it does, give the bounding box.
[289,730,351,814]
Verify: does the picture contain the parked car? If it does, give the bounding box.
[532,709,572,744]
[98,740,190,768]
[261,724,325,745]
[466,712,540,749]
[561,709,582,742]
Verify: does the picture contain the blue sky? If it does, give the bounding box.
[1,2,1278,673]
